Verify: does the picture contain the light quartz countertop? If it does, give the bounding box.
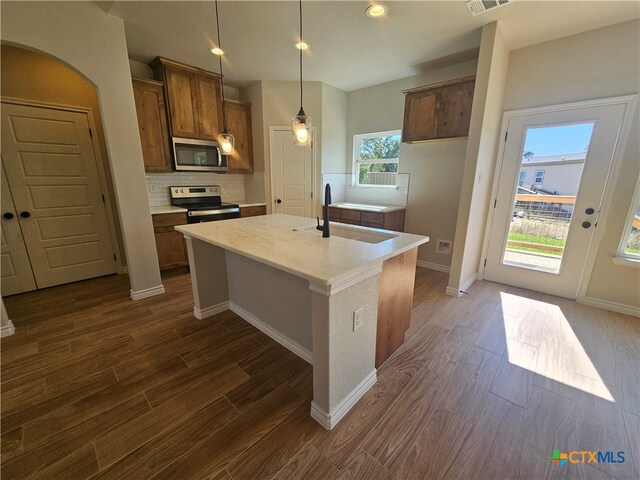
[175,214,428,286]
[329,202,406,213]
[150,202,266,216]
[150,205,188,215]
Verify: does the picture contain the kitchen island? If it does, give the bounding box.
[176,214,428,429]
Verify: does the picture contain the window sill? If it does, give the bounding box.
[612,255,640,268]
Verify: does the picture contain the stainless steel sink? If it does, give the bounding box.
[293,224,397,244]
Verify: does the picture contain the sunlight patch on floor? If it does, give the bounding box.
[500,292,615,402]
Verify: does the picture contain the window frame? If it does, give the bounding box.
[518,170,526,187]
[352,130,401,188]
[534,169,545,184]
[616,179,640,261]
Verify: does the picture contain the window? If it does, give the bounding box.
[619,181,640,259]
[353,131,400,187]
[518,171,526,187]
[534,170,545,184]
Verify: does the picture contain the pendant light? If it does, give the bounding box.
[214,0,234,155]
[291,0,313,146]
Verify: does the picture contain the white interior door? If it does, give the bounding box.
[270,128,313,217]
[484,101,628,299]
[1,103,116,290]
[1,163,37,295]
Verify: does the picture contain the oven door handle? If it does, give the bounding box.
[187,208,240,217]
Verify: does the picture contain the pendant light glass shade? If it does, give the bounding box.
[218,129,235,154]
[291,0,312,146]
[291,107,313,146]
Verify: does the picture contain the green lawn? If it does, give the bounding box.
[508,232,565,246]
[507,232,565,257]
[625,247,640,255]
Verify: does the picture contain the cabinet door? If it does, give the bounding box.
[165,66,199,138]
[225,101,254,174]
[132,78,172,173]
[195,75,223,141]
[437,81,475,138]
[239,205,266,217]
[402,89,440,143]
[154,227,188,270]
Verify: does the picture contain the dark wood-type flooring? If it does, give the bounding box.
[2,268,639,479]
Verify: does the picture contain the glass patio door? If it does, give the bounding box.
[484,102,627,299]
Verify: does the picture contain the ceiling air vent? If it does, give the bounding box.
[466,0,511,16]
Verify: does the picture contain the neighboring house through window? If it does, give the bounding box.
[353,131,400,187]
[534,170,545,184]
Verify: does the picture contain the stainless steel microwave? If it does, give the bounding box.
[172,137,228,172]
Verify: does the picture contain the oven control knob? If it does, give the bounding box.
[209,188,213,192]
[180,189,185,193]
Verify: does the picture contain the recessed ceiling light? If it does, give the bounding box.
[210,47,224,56]
[295,41,309,50]
[366,3,388,18]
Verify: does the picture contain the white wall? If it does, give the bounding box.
[2,1,163,296]
[502,19,640,309]
[448,23,510,294]
[321,83,348,175]
[346,60,478,268]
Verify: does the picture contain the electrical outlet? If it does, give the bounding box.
[353,308,364,331]
[149,184,157,192]
[437,239,452,255]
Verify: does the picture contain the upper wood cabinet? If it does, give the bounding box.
[225,100,254,174]
[132,77,172,173]
[402,76,475,143]
[150,57,223,141]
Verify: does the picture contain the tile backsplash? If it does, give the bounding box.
[146,173,246,207]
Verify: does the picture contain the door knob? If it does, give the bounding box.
[20,211,31,218]
[3,212,14,219]
[276,199,282,204]
[585,208,595,215]
[582,221,591,229]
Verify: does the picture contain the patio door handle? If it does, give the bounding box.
[582,221,592,229]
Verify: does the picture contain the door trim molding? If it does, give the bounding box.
[268,126,316,218]
[479,95,638,303]
[1,96,124,274]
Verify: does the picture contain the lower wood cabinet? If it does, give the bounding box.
[328,207,405,232]
[240,205,266,218]
[152,213,188,270]
[376,247,418,367]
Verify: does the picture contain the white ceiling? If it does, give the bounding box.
[100,1,640,92]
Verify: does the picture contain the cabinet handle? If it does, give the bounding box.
[3,212,14,220]
[20,211,31,218]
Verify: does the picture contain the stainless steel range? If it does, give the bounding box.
[170,185,240,223]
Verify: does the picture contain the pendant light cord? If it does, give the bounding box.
[215,0,228,131]
[299,0,303,110]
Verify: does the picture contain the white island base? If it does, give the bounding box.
[177,214,428,429]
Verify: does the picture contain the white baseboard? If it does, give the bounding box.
[193,301,230,320]
[310,369,377,430]
[1,320,15,337]
[229,302,313,364]
[578,296,640,317]
[130,284,165,301]
[416,260,451,273]
[446,272,477,297]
